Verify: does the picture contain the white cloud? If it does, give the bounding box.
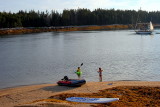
[0,0,160,12]
[133,0,160,11]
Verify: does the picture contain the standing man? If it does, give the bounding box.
[97,67,103,82]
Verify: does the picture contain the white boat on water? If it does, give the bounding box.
[135,21,154,34]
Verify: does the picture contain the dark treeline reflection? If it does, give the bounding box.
[0,8,160,28]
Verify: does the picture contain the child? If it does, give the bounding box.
[75,67,82,79]
[97,67,103,82]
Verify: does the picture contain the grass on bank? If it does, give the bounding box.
[26,86,160,107]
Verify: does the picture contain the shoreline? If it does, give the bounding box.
[0,24,131,36]
[0,81,160,107]
[0,79,154,90]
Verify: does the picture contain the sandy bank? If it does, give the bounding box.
[0,25,130,36]
[0,81,160,107]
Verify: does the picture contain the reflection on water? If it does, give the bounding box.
[0,30,160,89]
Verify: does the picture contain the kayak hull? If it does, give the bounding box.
[66,97,119,103]
[57,79,86,87]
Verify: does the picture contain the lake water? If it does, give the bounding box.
[0,30,160,89]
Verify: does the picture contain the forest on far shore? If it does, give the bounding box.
[0,8,160,28]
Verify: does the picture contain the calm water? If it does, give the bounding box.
[0,30,160,89]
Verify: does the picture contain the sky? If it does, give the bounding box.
[0,0,160,13]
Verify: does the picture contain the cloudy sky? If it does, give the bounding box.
[0,0,160,13]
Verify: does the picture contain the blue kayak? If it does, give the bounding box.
[57,79,86,87]
[66,97,119,103]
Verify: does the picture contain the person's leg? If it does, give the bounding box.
[100,75,102,82]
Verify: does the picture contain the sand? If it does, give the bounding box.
[0,81,160,107]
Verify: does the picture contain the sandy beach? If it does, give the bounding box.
[0,81,160,107]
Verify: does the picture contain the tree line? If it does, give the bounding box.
[0,8,160,28]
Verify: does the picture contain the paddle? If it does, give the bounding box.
[74,63,83,73]
[80,63,83,67]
